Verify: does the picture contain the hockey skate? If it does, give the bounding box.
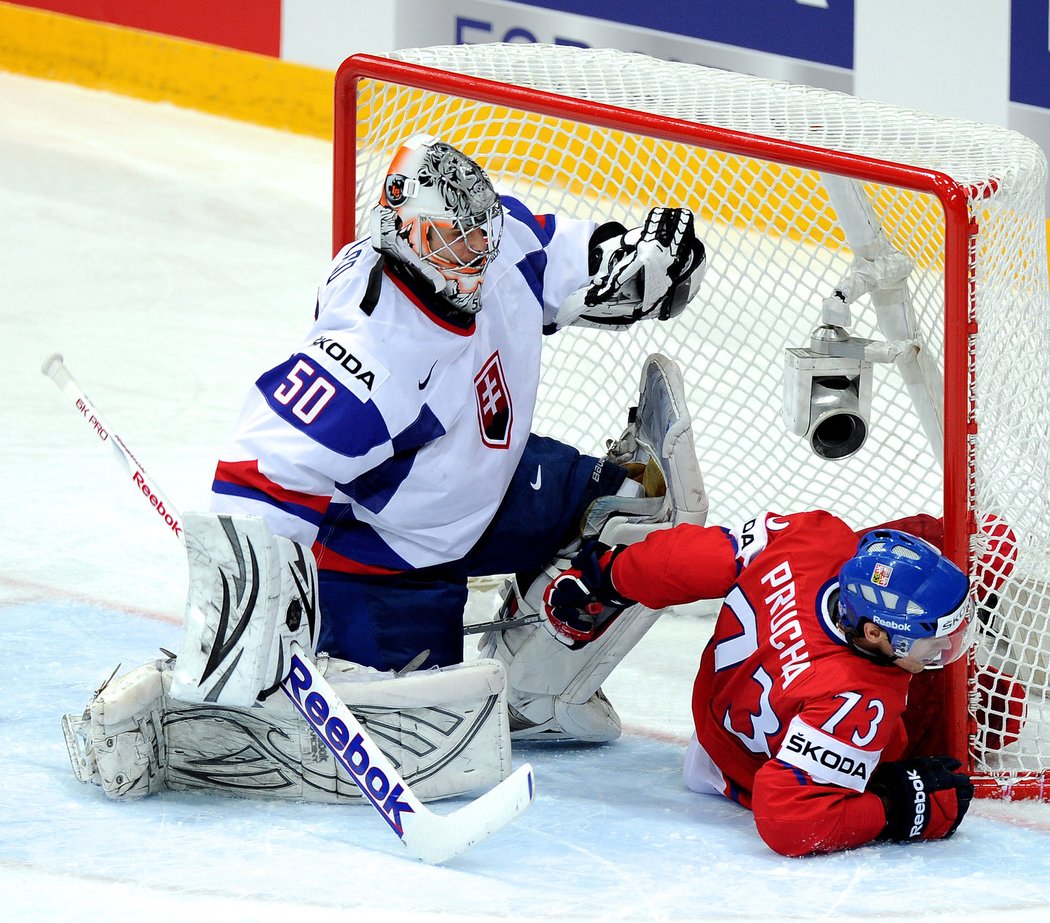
[478,353,707,742]
[62,658,168,798]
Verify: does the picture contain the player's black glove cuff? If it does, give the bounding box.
[542,541,635,645]
[571,540,634,608]
[869,756,974,842]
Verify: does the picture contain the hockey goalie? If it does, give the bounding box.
[60,133,708,806]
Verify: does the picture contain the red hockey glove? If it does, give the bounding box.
[869,756,974,842]
[542,541,635,646]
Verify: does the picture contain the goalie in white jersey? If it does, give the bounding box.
[211,133,708,674]
[62,135,708,807]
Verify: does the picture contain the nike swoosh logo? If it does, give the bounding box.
[418,360,438,390]
[530,466,542,490]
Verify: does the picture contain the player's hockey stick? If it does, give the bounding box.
[463,612,542,634]
[42,353,536,864]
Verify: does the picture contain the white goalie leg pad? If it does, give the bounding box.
[171,511,320,707]
[324,656,513,800]
[479,353,706,742]
[66,655,512,804]
[62,659,169,799]
[166,655,512,803]
[480,574,661,742]
[603,352,708,537]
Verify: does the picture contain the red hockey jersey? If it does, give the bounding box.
[610,509,942,856]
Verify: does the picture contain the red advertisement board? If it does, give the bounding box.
[11,0,281,56]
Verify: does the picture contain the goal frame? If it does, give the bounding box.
[331,51,982,793]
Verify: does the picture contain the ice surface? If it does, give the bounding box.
[4,71,1050,922]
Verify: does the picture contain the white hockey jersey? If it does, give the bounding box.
[211,196,595,574]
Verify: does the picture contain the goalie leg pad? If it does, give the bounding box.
[478,353,705,742]
[325,657,513,800]
[480,571,660,742]
[66,655,512,804]
[168,656,513,802]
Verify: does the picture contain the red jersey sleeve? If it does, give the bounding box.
[609,523,739,610]
[752,760,888,856]
[750,666,910,856]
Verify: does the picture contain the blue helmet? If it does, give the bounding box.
[838,529,973,668]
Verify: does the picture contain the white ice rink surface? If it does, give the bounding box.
[4,71,1050,922]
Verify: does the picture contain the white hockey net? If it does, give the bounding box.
[335,43,1050,798]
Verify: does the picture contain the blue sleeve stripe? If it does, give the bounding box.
[723,527,745,577]
[501,195,555,246]
[515,250,547,308]
[391,403,446,451]
[211,479,327,527]
[340,404,446,514]
[775,758,811,786]
[316,503,413,571]
[340,449,418,514]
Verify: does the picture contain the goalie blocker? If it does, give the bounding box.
[63,511,513,804]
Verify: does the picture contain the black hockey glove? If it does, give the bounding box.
[542,540,635,646]
[868,756,974,842]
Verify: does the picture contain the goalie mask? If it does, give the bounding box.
[837,529,973,669]
[371,134,503,316]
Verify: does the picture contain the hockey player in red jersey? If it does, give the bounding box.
[542,509,976,856]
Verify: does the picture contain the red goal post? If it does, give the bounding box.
[333,44,1050,800]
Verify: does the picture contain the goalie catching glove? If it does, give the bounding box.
[542,540,636,646]
[868,756,974,842]
[556,207,707,329]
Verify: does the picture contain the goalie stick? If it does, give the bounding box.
[41,353,186,544]
[42,353,535,864]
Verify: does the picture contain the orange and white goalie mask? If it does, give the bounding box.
[371,134,504,315]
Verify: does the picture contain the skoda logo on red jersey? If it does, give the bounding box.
[475,350,513,448]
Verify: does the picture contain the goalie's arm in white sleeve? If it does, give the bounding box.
[209,364,394,547]
[553,207,708,330]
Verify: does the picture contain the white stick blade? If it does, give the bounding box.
[401,763,535,865]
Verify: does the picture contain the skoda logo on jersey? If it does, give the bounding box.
[310,336,377,390]
[475,350,513,449]
[305,334,389,403]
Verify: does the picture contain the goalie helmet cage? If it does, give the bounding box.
[333,44,1050,800]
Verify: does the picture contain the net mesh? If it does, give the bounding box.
[339,43,1050,796]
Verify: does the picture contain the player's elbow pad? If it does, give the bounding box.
[753,806,846,858]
